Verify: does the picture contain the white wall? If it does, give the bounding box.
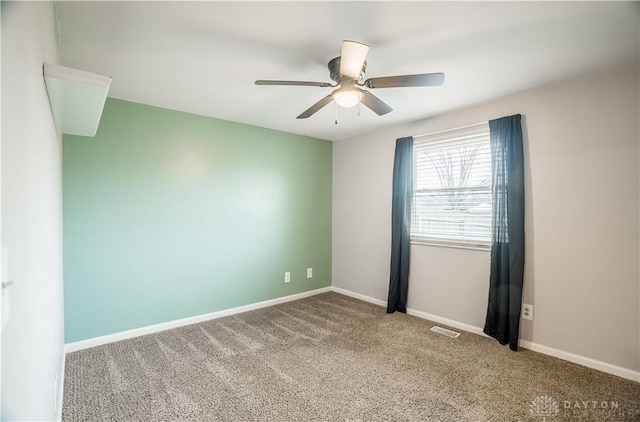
[333,66,640,376]
[1,2,64,420]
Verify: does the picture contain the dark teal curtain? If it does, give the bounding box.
[387,137,413,313]
[483,114,525,351]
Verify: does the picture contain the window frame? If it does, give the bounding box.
[410,123,492,251]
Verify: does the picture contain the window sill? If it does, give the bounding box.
[410,238,490,252]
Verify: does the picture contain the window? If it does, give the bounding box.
[411,123,492,248]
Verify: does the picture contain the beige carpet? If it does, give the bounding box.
[63,292,640,421]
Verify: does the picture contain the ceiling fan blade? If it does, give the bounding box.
[297,94,334,119]
[361,91,393,116]
[364,73,445,89]
[255,80,333,87]
[339,40,369,79]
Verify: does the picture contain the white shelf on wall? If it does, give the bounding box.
[43,63,112,137]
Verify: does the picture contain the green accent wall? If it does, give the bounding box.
[63,98,332,343]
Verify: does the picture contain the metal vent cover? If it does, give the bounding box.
[430,326,461,338]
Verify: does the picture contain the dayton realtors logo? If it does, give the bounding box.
[530,395,639,420]
[562,399,637,419]
[530,395,560,420]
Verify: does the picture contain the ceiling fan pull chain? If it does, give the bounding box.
[335,103,338,125]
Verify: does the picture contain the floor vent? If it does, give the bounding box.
[430,326,461,338]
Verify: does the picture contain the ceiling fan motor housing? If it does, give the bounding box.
[328,57,367,84]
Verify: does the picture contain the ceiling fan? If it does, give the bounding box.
[255,40,444,119]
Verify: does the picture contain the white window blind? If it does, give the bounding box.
[412,123,492,248]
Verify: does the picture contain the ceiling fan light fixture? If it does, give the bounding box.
[333,88,362,108]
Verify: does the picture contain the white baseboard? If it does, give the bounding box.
[64,287,332,354]
[57,351,65,421]
[330,286,640,383]
[331,286,387,307]
[63,284,639,383]
[518,340,640,383]
[405,307,489,338]
[331,286,488,337]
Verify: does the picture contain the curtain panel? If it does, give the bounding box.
[387,137,413,313]
[483,114,526,351]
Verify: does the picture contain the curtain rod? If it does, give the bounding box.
[413,121,488,140]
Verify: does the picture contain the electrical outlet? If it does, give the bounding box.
[306,268,313,278]
[284,272,291,283]
[522,304,533,321]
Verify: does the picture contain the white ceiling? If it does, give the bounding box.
[55,1,639,141]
